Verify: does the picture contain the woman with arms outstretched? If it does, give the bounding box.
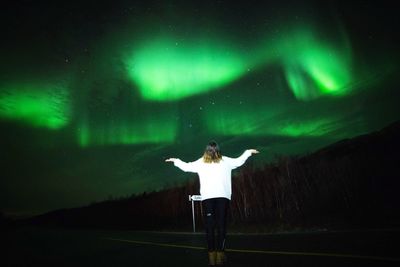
[165,141,259,266]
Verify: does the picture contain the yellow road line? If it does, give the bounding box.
[106,238,205,250]
[105,238,400,263]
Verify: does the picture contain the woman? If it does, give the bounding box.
[165,141,259,266]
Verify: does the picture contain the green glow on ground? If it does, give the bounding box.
[0,83,70,129]
[124,38,247,101]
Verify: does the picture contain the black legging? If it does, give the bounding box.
[202,197,230,251]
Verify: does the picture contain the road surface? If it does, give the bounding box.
[3,227,399,266]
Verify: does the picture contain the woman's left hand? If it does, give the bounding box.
[248,149,260,154]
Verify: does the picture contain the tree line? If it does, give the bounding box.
[28,120,400,232]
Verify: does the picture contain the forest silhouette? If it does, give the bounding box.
[20,120,400,233]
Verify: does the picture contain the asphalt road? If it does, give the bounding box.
[3,227,399,266]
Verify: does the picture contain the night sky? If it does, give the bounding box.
[1,0,399,216]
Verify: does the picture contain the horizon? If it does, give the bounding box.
[4,118,399,219]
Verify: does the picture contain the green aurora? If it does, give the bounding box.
[124,25,354,102]
[0,82,70,129]
[0,23,365,144]
[0,0,398,215]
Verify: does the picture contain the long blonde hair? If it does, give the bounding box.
[203,141,222,163]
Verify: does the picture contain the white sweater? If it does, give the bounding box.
[173,150,253,200]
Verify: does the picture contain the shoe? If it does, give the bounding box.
[208,251,217,266]
[216,251,226,266]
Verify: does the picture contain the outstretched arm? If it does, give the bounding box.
[165,158,198,173]
[227,149,259,169]
[247,149,260,154]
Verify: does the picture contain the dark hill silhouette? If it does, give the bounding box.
[24,120,400,232]
[312,119,399,160]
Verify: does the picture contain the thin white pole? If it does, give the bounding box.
[191,199,196,233]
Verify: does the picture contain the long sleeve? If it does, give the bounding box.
[174,159,200,173]
[224,150,252,169]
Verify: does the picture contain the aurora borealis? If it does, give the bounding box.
[0,82,71,129]
[1,0,399,216]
